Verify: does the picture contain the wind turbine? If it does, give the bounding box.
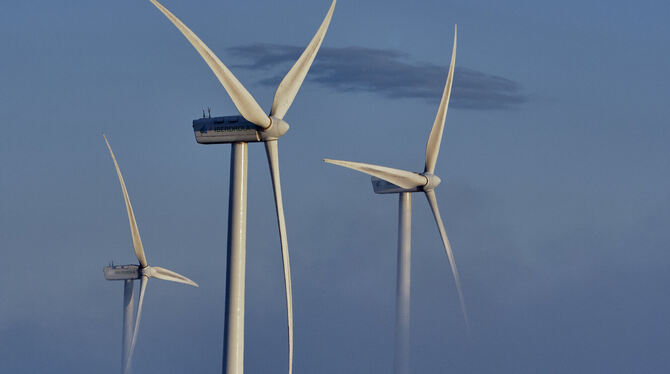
[102,134,198,374]
[147,1,336,373]
[324,26,465,374]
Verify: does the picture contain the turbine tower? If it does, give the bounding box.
[102,134,198,374]
[147,1,336,373]
[324,26,465,374]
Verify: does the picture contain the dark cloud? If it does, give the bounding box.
[228,43,527,110]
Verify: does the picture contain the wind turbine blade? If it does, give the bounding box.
[149,0,271,128]
[270,0,336,120]
[323,158,427,189]
[265,140,294,374]
[424,25,457,174]
[150,266,199,287]
[424,190,469,329]
[103,134,148,268]
[124,276,148,374]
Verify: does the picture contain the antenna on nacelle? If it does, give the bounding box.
[207,107,211,118]
[202,108,206,118]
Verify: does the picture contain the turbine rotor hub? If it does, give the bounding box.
[260,116,290,141]
[422,173,442,190]
[141,266,156,278]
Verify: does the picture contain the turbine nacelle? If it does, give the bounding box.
[104,264,141,280]
[370,173,441,194]
[192,115,290,144]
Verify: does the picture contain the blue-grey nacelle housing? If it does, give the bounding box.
[193,115,262,144]
[104,264,141,280]
[192,115,290,144]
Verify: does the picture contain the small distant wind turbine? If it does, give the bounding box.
[102,134,198,374]
[324,26,465,374]
[147,1,335,373]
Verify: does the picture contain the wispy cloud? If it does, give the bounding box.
[229,43,527,110]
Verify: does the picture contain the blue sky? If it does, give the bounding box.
[1,0,670,372]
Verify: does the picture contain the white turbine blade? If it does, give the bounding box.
[270,0,336,120]
[264,140,294,374]
[150,266,199,287]
[124,276,148,374]
[323,158,427,189]
[424,25,457,174]
[424,190,469,329]
[149,0,271,128]
[103,134,148,268]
